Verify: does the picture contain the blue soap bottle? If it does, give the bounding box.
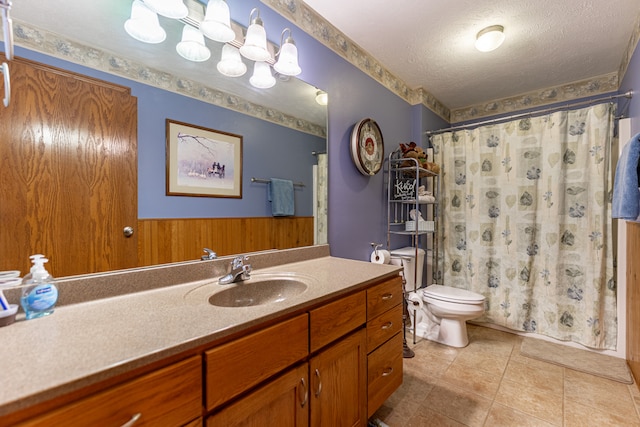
[20,255,58,320]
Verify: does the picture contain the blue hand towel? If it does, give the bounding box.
[268,178,295,217]
[612,132,640,220]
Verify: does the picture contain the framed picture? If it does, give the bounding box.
[166,119,243,198]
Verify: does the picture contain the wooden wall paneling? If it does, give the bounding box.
[627,221,640,382]
[137,217,314,266]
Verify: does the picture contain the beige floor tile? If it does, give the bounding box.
[421,379,493,427]
[629,383,640,414]
[371,326,639,427]
[373,394,423,426]
[462,337,515,358]
[502,358,563,392]
[440,359,502,399]
[564,398,640,426]
[406,407,468,426]
[409,337,461,362]
[484,402,559,427]
[494,378,563,425]
[453,348,510,377]
[385,374,436,408]
[564,368,637,420]
[404,354,455,380]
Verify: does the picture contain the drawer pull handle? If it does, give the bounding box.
[314,368,322,397]
[299,377,308,407]
[120,413,141,427]
[381,293,394,300]
[382,367,394,377]
[381,321,393,330]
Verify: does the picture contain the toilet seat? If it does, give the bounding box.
[423,285,484,304]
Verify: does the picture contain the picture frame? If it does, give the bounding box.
[166,119,243,198]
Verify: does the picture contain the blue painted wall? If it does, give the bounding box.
[17,0,635,263]
[9,44,324,219]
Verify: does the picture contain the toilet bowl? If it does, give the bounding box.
[420,285,485,348]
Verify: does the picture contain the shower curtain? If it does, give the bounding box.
[431,103,617,349]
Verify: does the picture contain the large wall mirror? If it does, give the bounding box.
[2,0,328,276]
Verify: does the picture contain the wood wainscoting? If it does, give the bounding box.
[137,217,315,266]
[627,221,640,383]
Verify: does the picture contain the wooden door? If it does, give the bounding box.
[206,363,309,427]
[0,56,138,277]
[310,329,367,427]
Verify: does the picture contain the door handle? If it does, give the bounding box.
[123,226,134,237]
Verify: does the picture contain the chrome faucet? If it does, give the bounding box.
[218,255,252,285]
[201,248,217,260]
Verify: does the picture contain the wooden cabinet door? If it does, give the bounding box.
[310,329,367,427]
[0,56,138,277]
[207,363,309,427]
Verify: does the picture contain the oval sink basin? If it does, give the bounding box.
[208,275,309,307]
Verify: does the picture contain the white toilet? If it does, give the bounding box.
[421,285,485,348]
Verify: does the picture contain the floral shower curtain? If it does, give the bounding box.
[431,103,617,349]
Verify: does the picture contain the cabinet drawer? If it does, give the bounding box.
[367,303,403,353]
[367,276,403,320]
[367,332,403,418]
[310,291,366,353]
[205,314,309,411]
[20,356,202,427]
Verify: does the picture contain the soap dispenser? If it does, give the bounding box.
[20,254,59,320]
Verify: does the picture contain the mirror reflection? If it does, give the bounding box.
[0,0,328,277]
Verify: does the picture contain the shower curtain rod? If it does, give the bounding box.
[425,90,633,136]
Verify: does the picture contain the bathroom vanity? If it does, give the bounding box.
[0,246,403,426]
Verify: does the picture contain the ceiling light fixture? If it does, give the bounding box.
[176,24,210,62]
[200,0,235,43]
[217,44,247,77]
[475,25,505,52]
[124,0,166,44]
[239,8,271,62]
[274,28,301,77]
[315,90,328,106]
[142,0,188,20]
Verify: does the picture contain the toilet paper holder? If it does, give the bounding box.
[370,242,383,256]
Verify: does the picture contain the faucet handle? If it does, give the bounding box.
[231,255,248,269]
[201,248,217,260]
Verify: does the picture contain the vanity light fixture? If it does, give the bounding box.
[176,24,211,62]
[249,61,276,89]
[123,1,303,88]
[217,44,247,77]
[475,25,505,52]
[200,0,235,43]
[124,0,167,44]
[239,8,272,62]
[274,28,301,77]
[142,0,188,20]
[315,90,328,106]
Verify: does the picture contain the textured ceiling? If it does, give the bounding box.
[303,0,640,110]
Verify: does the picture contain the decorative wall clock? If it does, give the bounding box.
[350,118,384,176]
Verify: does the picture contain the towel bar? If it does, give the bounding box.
[251,177,305,187]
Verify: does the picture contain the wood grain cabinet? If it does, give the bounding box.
[309,292,367,427]
[7,275,404,426]
[366,276,404,418]
[17,356,202,427]
[206,363,309,426]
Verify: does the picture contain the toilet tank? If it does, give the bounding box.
[390,247,426,292]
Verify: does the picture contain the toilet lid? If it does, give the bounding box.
[423,285,485,303]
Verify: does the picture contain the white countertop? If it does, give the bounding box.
[0,255,400,417]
